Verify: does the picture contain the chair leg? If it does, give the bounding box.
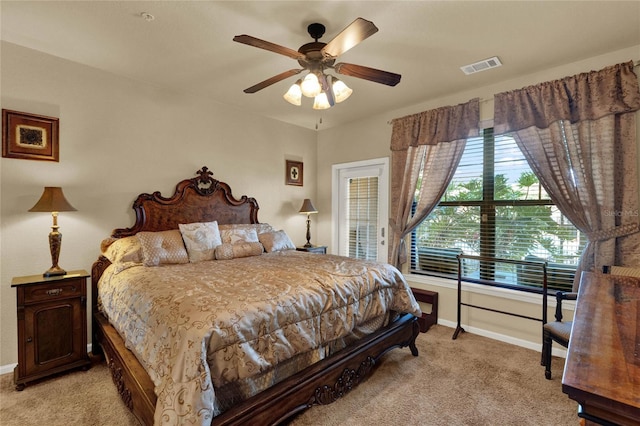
[542,331,553,380]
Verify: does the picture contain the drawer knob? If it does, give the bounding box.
[46,288,63,296]
[26,337,32,343]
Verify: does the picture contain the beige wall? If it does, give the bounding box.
[0,42,318,367]
[316,45,640,350]
[2,40,639,369]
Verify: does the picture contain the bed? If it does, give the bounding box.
[91,166,421,425]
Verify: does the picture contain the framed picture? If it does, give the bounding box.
[285,160,303,186]
[2,109,59,162]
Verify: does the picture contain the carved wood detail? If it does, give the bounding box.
[309,357,375,406]
[107,358,133,410]
[91,255,111,357]
[111,166,259,238]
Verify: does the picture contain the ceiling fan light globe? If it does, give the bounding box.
[301,73,321,97]
[313,92,331,110]
[283,82,302,105]
[332,78,353,103]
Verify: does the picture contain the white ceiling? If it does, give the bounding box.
[2,1,640,131]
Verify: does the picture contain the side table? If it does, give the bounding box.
[11,269,91,390]
[296,246,327,254]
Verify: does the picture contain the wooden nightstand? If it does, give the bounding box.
[11,270,91,390]
[296,245,327,254]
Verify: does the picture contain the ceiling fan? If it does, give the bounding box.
[233,18,401,109]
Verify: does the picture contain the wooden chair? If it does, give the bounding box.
[541,288,577,380]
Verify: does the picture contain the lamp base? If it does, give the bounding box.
[45,227,66,277]
[304,216,313,248]
[43,266,67,277]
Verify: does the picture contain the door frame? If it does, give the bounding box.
[331,157,389,262]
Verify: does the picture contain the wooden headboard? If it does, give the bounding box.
[91,166,260,319]
[111,166,259,238]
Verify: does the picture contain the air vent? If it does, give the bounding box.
[460,56,502,75]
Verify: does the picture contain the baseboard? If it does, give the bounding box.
[0,363,16,376]
[435,319,567,359]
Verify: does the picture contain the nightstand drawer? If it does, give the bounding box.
[22,279,85,304]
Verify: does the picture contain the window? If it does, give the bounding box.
[411,128,585,292]
[346,176,379,260]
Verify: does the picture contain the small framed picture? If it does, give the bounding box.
[2,109,59,162]
[285,160,303,186]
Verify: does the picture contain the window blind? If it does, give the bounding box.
[346,176,379,261]
[412,128,584,291]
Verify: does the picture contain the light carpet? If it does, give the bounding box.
[0,325,576,425]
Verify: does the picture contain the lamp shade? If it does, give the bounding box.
[312,92,331,110]
[299,198,318,214]
[300,73,321,98]
[283,79,302,106]
[332,77,353,103]
[28,187,77,212]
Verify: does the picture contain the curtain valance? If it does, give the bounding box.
[494,61,640,134]
[493,60,640,283]
[390,98,480,151]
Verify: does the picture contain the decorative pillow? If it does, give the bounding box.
[220,227,260,244]
[215,242,264,260]
[259,230,296,253]
[137,230,189,267]
[178,221,222,263]
[218,223,274,236]
[100,236,143,264]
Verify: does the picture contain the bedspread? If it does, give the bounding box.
[98,250,421,425]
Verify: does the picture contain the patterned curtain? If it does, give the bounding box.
[389,99,479,267]
[494,61,640,289]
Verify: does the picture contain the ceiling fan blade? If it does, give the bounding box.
[320,74,335,107]
[321,18,378,58]
[233,35,305,60]
[243,69,303,94]
[334,62,401,86]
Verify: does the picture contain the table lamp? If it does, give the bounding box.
[299,198,318,248]
[28,187,77,277]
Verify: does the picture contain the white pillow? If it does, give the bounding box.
[179,221,222,263]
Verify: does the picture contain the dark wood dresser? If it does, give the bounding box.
[12,270,91,390]
[562,272,640,425]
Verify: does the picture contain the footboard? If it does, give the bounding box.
[215,312,419,425]
[94,310,419,426]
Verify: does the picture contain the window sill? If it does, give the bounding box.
[406,272,576,311]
